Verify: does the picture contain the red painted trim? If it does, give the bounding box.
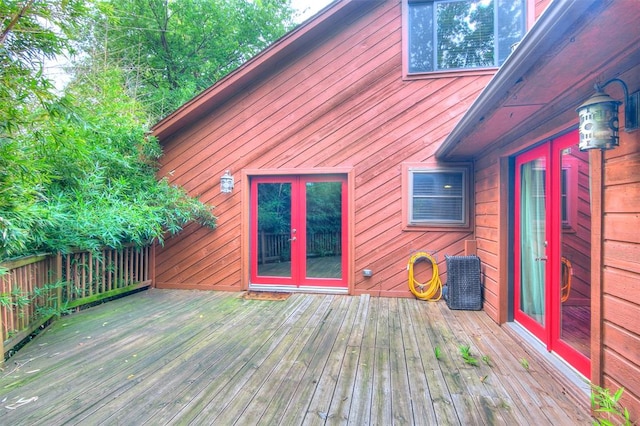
[514,130,590,378]
[550,131,591,378]
[250,174,348,289]
[514,142,550,344]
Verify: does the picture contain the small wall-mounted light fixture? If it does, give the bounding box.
[577,78,639,151]
[220,170,234,193]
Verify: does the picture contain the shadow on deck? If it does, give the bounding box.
[0,289,591,425]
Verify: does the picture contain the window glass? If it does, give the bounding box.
[409,169,466,225]
[407,0,525,73]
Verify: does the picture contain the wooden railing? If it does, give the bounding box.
[258,231,341,264]
[0,246,152,357]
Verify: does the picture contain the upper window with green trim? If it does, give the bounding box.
[406,0,526,74]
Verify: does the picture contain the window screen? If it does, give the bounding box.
[407,0,526,73]
[410,169,467,225]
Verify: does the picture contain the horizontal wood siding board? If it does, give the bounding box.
[603,322,640,371]
[604,183,640,213]
[604,240,640,273]
[602,294,640,338]
[603,349,640,419]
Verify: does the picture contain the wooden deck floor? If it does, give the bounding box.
[0,289,591,425]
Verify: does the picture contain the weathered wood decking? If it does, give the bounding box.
[0,289,591,425]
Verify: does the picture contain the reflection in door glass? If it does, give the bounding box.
[257,183,291,277]
[559,146,591,358]
[519,159,546,326]
[306,182,342,279]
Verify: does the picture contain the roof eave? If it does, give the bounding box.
[435,0,598,160]
[151,0,383,141]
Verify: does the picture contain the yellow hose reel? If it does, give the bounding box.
[407,252,442,301]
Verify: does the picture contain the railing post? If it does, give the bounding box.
[150,242,156,287]
[0,278,4,367]
[56,252,62,314]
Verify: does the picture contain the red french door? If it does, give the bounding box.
[514,130,591,377]
[250,175,347,291]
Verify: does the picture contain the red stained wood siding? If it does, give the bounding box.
[154,0,489,296]
[470,70,640,418]
[600,123,640,416]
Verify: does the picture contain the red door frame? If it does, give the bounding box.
[549,132,590,378]
[250,175,348,289]
[514,130,590,377]
[514,142,551,343]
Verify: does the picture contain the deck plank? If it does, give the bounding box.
[323,294,370,424]
[388,298,414,424]
[0,290,593,425]
[256,296,349,425]
[281,295,358,425]
[396,298,439,426]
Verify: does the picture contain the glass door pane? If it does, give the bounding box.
[305,181,342,279]
[557,142,591,359]
[519,158,547,326]
[256,182,292,278]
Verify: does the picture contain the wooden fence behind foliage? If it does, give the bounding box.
[0,245,153,356]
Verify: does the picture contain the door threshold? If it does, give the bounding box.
[249,284,348,295]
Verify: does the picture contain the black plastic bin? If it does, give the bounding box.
[444,255,482,310]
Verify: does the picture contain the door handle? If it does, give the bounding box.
[535,256,548,261]
[289,237,297,242]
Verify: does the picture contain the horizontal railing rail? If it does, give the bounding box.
[0,245,152,358]
[258,231,341,264]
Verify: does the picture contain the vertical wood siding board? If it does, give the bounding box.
[7,272,14,334]
[1,274,6,341]
[19,267,25,329]
[101,249,107,293]
[140,247,145,283]
[159,7,401,181]
[123,248,128,286]
[137,247,141,283]
[88,251,93,296]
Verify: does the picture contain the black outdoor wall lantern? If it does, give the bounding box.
[577,78,639,151]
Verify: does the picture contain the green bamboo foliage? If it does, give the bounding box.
[0,2,217,261]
